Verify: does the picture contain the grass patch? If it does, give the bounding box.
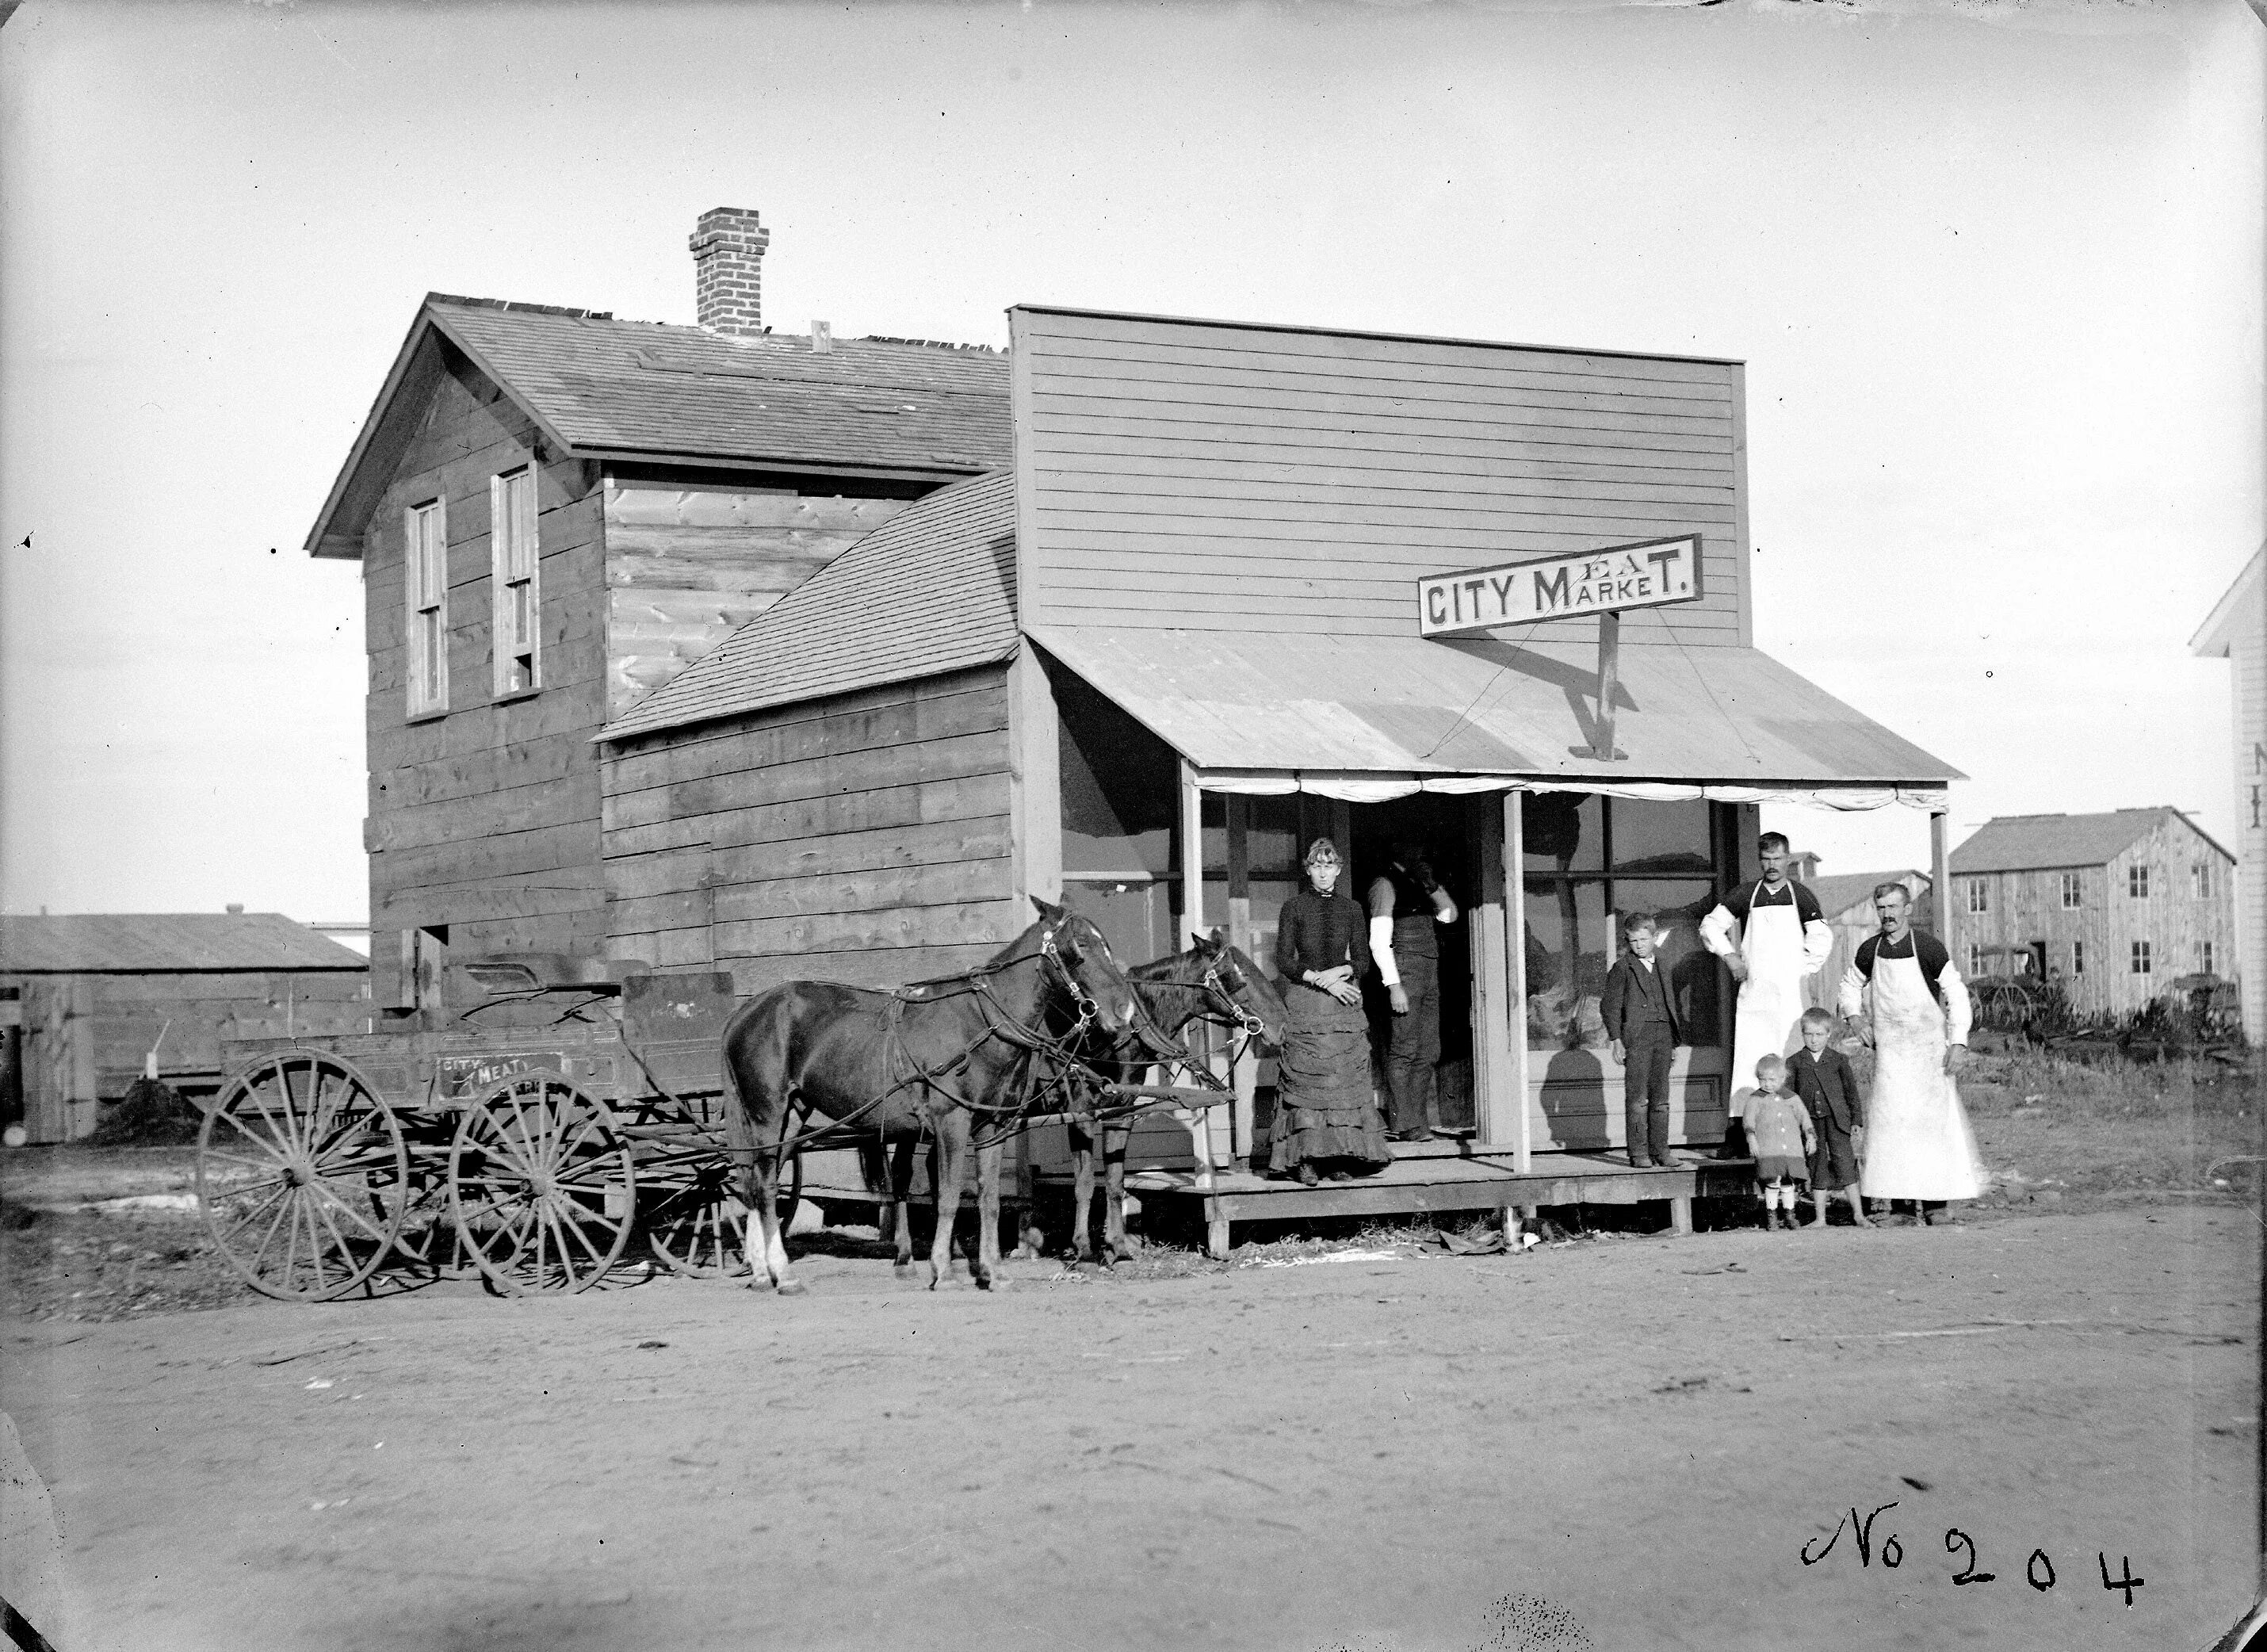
[1956,1050,2259,1202]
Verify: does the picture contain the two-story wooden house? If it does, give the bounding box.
[303,209,1009,1009]
[1947,808,2237,1015]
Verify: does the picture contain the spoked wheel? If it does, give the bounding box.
[195,1053,409,1302]
[643,1151,801,1279]
[447,1074,635,1294]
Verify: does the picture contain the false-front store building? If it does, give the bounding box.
[591,304,1962,1237]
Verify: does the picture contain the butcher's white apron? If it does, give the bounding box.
[1730,885,1807,1092]
[1858,948,1986,1201]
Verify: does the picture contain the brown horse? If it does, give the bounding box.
[866,931,1287,1273]
[1065,930,1287,1264]
[720,898,1143,1293]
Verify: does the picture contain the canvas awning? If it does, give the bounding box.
[1027,625,1961,810]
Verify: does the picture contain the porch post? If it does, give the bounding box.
[1470,796,1516,1150]
[1224,797,1256,1167]
[1178,760,1231,1206]
[1931,807,1952,946]
[1506,790,1532,1176]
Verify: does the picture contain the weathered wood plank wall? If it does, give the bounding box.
[602,477,911,718]
[362,356,610,1000]
[6,969,370,1139]
[1010,308,1747,645]
[600,667,1020,993]
[1951,816,2238,1019]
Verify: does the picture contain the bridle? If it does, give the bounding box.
[1195,953,1272,1043]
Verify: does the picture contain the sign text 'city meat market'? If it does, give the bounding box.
[1416,533,1703,637]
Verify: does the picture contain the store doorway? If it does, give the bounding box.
[1348,794,1480,1134]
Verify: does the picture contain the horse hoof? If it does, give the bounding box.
[774,1279,808,1297]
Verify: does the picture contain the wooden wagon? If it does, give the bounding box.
[195,959,1233,1301]
[195,966,768,1301]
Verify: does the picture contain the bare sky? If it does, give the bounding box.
[2,0,2261,922]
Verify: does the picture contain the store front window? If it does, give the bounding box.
[1522,794,1723,1054]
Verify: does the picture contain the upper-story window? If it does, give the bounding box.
[2128,865,2150,899]
[405,499,449,717]
[2058,871,2081,908]
[491,468,541,697]
[2192,862,2215,901]
[1965,878,1989,914]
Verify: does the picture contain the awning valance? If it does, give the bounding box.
[1189,772,1948,811]
[1028,624,1961,807]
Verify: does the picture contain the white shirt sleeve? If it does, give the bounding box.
[1835,960,1867,1021]
[1938,959,1973,1045]
[1801,918,1835,975]
[1699,902,1741,959]
[1368,916,1400,987]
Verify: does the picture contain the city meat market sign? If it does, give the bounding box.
[1416,533,1703,637]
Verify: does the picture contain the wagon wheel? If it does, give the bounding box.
[643,1149,802,1279]
[446,1073,635,1294]
[195,1052,409,1302]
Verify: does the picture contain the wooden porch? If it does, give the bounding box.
[1066,1141,1759,1259]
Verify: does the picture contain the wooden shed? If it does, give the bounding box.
[0,912,369,1142]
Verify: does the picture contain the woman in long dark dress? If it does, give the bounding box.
[1270,837,1394,1184]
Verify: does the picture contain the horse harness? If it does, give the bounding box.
[732,928,1158,1168]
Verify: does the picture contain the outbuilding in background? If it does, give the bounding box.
[0,910,369,1142]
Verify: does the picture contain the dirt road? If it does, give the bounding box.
[2,1200,2252,1652]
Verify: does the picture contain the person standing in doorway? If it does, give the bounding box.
[1367,839,1460,1144]
[1271,838,1395,1184]
[1600,912,1685,1169]
[1837,881,1984,1223]
[1699,830,1833,1152]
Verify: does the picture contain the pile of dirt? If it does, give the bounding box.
[84,1079,202,1147]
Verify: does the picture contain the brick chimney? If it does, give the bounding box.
[690,207,770,336]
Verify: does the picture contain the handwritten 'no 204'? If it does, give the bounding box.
[1801,1502,2144,1605]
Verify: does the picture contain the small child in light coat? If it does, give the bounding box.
[1739,1053,1816,1231]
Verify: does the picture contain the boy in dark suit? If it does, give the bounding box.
[1601,912,1684,1169]
[1788,1005,1871,1227]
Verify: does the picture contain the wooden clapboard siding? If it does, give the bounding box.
[601,671,1017,989]
[601,479,912,719]
[363,352,610,996]
[2218,617,2266,1040]
[1011,307,1747,644]
[1949,814,2238,1019]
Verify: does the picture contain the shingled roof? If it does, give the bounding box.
[1807,870,1929,920]
[308,296,1011,557]
[0,913,367,973]
[1949,808,2232,874]
[600,470,1020,743]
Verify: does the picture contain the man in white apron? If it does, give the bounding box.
[1837,881,1986,1221]
[1699,832,1834,1115]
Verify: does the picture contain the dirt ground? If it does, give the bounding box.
[0,1152,2255,1652]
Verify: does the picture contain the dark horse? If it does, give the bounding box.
[720,898,1144,1294]
[863,930,1289,1273]
[1065,930,1288,1265]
